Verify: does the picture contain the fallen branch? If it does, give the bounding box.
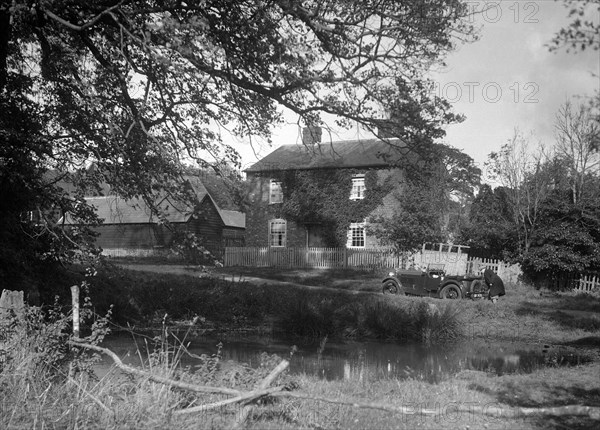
[69,341,241,396]
[272,391,600,419]
[174,386,285,415]
[233,359,290,428]
[72,341,600,420]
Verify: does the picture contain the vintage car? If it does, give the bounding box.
[382,264,487,299]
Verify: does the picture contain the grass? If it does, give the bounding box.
[75,262,600,346]
[80,263,463,343]
[2,262,599,429]
[211,265,385,292]
[3,306,599,430]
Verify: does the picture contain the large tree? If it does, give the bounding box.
[371,142,481,253]
[484,129,554,256]
[554,100,600,205]
[0,0,474,293]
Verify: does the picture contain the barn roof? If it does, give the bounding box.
[64,193,246,229]
[244,138,406,173]
[81,195,195,224]
[219,209,246,229]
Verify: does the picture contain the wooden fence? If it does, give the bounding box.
[223,247,404,270]
[576,273,600,292]
[465,257,522,284]
[224,246,476,275]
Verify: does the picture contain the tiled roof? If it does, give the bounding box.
[219,209,246,229]
[245,138,406,173]
[64,193,246,229]
[81,195,194,224]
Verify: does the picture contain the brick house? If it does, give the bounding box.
[244,128,406,249]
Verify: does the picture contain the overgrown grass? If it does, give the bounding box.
[277,296,461,343]
[2,265,600,429]
[81,263,463,343]
[0,309,296,429]
[3,320,598,430]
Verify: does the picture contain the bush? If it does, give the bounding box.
[277,294,462,343]
[0,306,297,429]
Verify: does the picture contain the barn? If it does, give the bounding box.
[67,189,245,259]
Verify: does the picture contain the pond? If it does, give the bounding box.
[97,333,589,383]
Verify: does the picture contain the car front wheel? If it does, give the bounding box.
[440,284,462,299]
[382,280,401,295]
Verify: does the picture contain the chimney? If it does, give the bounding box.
[302,126,322,146]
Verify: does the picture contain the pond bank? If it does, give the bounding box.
[9,262,594,429]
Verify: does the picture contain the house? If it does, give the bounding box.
[63,178,245,258]
[244,127,407,249]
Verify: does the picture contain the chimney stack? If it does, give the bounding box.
[302,126,322,146]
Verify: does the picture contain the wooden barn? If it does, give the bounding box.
[67,188,245,258]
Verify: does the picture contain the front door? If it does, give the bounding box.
[306,224,326,247]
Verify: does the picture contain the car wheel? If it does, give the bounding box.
[382,280,400,295]
[440,284,462,299]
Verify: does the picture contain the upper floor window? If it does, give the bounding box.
[347,222,366,248]
[350,174,365,200]
[269,179,283,204]
[269,219,287,247]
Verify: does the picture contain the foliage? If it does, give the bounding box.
[277,295,462,343]
[0,306,296,429]
[553,99,600,205]
[0,0,475,299]
[369,183,443,253]
[520,181,600,286]
[549,0,600,53]
[170,231,214,265]
[484,129,554,256]
[0,293,111,384]
[370,142,481,252]
[473,100,600,287]
[271,169,394,246]
[459,184,517,258]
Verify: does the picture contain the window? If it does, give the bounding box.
[347,222,366,248]
[350,174,365,200]
[269,219,286,247]
[269,179,283,204]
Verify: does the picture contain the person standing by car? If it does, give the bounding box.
[484,268,505,303]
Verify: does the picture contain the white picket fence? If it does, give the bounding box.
[576,273,600,292]
[224,245,500,276]
[465,257,522,284]
[223,247,404,270]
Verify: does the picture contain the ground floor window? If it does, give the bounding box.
[347,222,366,248]
[269,219,287,247]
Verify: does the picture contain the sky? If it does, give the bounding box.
[232,0,600,175]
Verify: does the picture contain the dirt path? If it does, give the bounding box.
[117,264,379,296]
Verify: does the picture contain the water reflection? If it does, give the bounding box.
[98,334,588,383]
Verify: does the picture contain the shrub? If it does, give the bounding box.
[277,295,462,343]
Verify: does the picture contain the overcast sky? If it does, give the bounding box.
[234,1,599,173]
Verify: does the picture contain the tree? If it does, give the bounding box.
[485,129,554,257]
[549,0,600,53]
[370,180,444,254]
[520,170,600,288]
[480,110,600,288]
[554,99,600,205]
[0,1,476,292]
[421,143,482,240]
[458,184,516,259]
[371,143,481,253]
